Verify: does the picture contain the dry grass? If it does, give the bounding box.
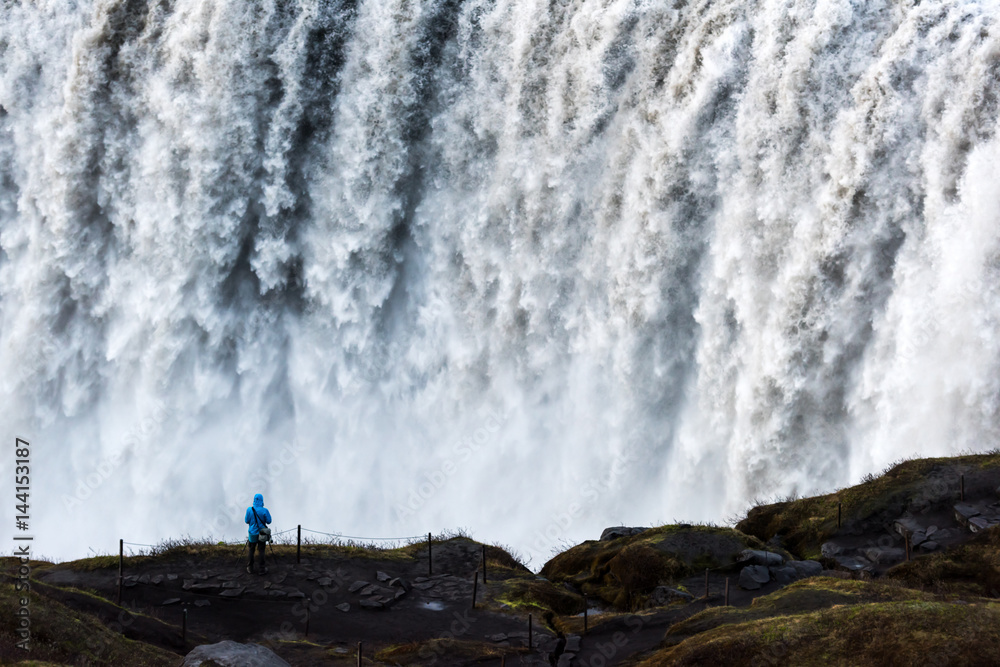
[886,525,1000,597]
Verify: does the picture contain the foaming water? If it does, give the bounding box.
[2,0,999,564]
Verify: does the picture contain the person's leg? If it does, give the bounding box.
[247,538,257,573]
[258,540,267,573]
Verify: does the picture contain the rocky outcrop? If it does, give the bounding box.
[600,526,648,541]
[182,641,290,667]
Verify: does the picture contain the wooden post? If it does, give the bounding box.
[428,533,433,576]
[471,571,478,610]
[704,568,709,598]
[482,544,487,584]
[724,578,730,606]
[961,474,965,502]
[297,525,301,564]
[905,534,910,562]
[528,613,533,649]
[117,539,123,605]
[357,641,362,667]
[305,603,310,637]
[182,608,187,644]
[502,656,506,667]
[583,606,588,635]
[837,501,842,529]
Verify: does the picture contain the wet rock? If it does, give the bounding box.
[194,600,211,607]
[376,571,392,582]
[167,574,178,581]
[162,598,181,605]
[348,581,369,594]
[918,540,939,552]
[336,603,350,612]
[137,574,150,585]
[820,542,842,558]
[599,526,648,541]
[181,640,290,667]
[219,587,245,597]
[894,516,921,538]
[317,577,332,587]
[413,581,435,590]
[151,574,164,585]
[359,598,384,609]
[738,549,784,566]
[738,565,770,590]
[565,635,581,652]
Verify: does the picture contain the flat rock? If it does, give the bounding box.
[161,598,181,606]
[317,577,332,587]
[414,577,429,583]
[151,575,164,585]
[918,540,939,552]
[191,572,209,581]
[954,503,981,526]
[360,584,379,596]
[834,556,872,572]
[599,526,647,541]
[969,516,999,533]
[181,640,290,667]
[565,635,581,652]
[738,565,770,590]
[217,574,240,582]
[137,574,151,585]
[194,600,211,607]
[489,633,508,641]
[222,581,243,589]
[376,571,392,582]
[738,549,784,566]
[167,574,178,581]
[336,603,350,612]
[389,577,412,591]
[187,583,223,594]
[413,581,435,590]
[894,516,921,537]
[359,598,384,609]
[268,590,287,597]
[286,589,306,599]
[348,581,369,593]
[219,587,245,597]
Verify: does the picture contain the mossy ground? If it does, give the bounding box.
[737,453,1000,559]
[540,525,768,610]
[886,525,1000,597]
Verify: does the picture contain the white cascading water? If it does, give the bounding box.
[2,0,1000,564]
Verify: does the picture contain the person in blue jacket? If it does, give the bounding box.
[244,493,272,574]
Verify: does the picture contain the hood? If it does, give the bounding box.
[253,493,264,507]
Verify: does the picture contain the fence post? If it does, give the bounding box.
[182,608,187,644]
[428,532,433,576]
[961,474,965,502]
[305,601,310,637]
[704,568,709,598]
[117,539,123,605]
[724,578,730,606]
[838,501,842,529]
[482,544,487,584]
[297,525,301,564]
[471,571,478,610]
[584,606,588,635]
[357,641,362,667]
[528,613,533,649]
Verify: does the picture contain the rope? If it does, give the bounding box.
[122,541,157,548]
[300,528,424,541]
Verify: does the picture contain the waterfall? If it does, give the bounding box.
[2,0,999,563]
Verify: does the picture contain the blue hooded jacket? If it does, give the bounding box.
[245,494,271,537]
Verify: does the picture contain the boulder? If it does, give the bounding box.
[336,603,350,612]
[893,516,921,538]
[738,549,784,566]
[787,560,823,578]
[348,580,368,593]
[834,556,872,572]
[954,503,981,527]
[918,540,939,552]
[182,640,290,667]
[969,516,999,533]
[738,565,770,590]
[909,530,927,547]
[820,542,842,558]
[376,571,392,582]
[769,565,798,585]
[599,526,648,541]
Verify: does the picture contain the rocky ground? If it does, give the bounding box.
[2,452,1000,666]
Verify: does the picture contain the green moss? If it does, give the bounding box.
[737,453,1000,559]
[643,600,1000,667]
[540,525,768,610]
